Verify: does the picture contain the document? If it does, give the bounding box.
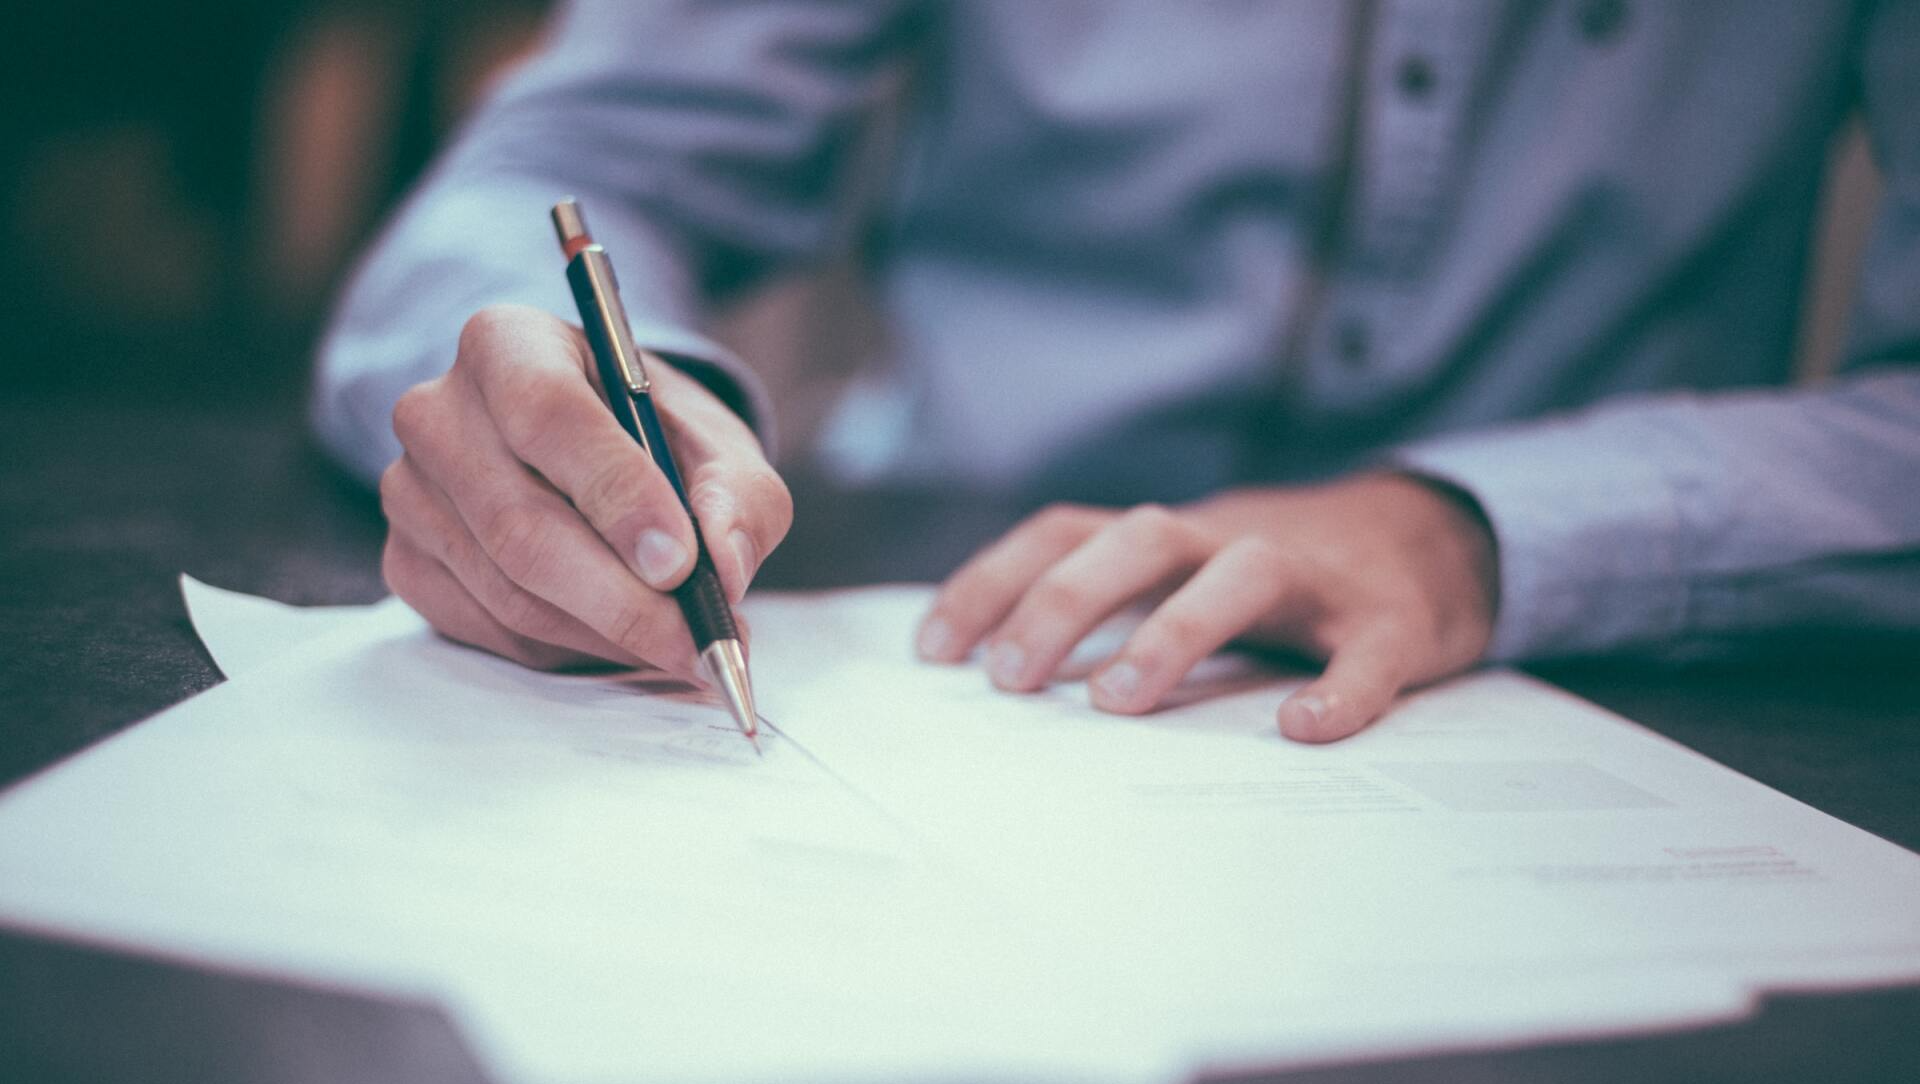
[180,574,414,678]
[1,581,1916,1084]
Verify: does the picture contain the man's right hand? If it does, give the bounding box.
[379,303,791,677]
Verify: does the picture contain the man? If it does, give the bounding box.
[313,1,1920,742]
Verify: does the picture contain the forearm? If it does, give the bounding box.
[310,0,916,483]
[1396,368,1920,661]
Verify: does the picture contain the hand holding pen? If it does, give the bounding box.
[551,199,760,743]
[375,213,792,735]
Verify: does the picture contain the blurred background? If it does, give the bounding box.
[2,0,549,408]
[0,0,885,446]
[0,1,1882,441]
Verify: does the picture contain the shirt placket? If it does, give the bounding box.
[1310,0,1488,397]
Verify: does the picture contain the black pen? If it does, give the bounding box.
[551,198,760,750]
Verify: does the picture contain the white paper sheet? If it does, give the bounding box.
[181,575,413,678]
[2,583,1917,1084]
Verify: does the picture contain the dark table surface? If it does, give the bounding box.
[3,396,1918,1084]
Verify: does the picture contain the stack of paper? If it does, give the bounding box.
[0,578,1914,1083]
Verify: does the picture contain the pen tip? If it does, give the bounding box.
[701,639,761,753]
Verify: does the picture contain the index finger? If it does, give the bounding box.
[917,504,1108,663]
[461,307,701,593]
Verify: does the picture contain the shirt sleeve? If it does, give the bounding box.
[1394,0,1920,662]
[309,0,920,484]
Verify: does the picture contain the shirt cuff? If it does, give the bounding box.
[1391,418,1694,662]
[651,346,772,446]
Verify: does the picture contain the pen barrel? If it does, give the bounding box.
[641,397,737,648]
[568,255,739,652]
[635,397,740,649]
[673,561,739,649]
[605,378,741,652]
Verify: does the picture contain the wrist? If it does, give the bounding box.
[1378,470,1501,661]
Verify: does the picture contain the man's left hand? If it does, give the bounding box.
[915,473,1500,742]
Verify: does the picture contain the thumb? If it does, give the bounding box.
[646,363,794,604]
[1277,625,1414,743]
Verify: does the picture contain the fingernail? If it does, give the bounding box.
[987,641,1028,688]
[634,529,690,588]
[1093,661,1141,706]
[917,617,953,660]
[727,529,758,602]
[1280,692,1328,736]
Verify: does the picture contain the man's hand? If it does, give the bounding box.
[915,474,1499,742]
[379,304,791,676]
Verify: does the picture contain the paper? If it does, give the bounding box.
[9,584,1177,1084]
[181,575,414,678]
[743,594,1920,1050]
[2,583,1918,1084]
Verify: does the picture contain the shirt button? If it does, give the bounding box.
[1395,55,1437,101]
[1576,0,1629,44]
[1335,317,1371,368]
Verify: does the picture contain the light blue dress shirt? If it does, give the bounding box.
[314,0,1920,663]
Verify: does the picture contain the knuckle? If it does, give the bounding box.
[499,596,589,656]
[480,502,559,585]
[687,477,731,521]
[1119,502,1179,539]
[741,468,795,536]
[439,524,486,577]
[376,462,406,519]
[574,457,651,522]
[1025,575,1092,621]
[490,584,555,640]
[1144,611,1210,657]
[1223,536,1291,577]
[1028,503,1099,545]
[1115,503,1195,559]
[456,303,534,363]
[1118,637,1178,679]
[390,382,440,449]
[380,537,417,598]
[605,600,672,660]
[497,374,580,458]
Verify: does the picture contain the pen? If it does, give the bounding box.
[550,198,760,751]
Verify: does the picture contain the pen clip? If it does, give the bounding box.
[553,199,652,396]
[574,247,652,396]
